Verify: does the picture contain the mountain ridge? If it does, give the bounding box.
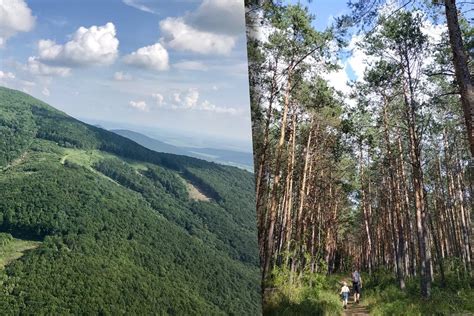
[0,86,260,314]
[111,129,254,171]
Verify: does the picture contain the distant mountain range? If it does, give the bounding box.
[111,129,254,171]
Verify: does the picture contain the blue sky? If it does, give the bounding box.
[274,0,453,104]
[301,0,350,31]
[0,0,252,151]
[285,0,358,88]
[303,0,358,82]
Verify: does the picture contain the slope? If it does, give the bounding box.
[112,129,254,171]
[111,129,189,156]
[0,86,261,314]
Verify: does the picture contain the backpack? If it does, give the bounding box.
[352,271,360,283]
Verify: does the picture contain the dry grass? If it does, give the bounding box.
[0,237,40,270]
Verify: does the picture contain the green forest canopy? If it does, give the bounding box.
[0,86,261,315]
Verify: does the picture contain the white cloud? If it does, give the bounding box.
[26,57,71,77]
[37,22,119,67]
[0,70,15,79]
[123,43,169,71]
[323,63,351,95]
[0,0,35,47]
[160,17,236,55]
[151,93,164,106]
[129,100,148,111]
[173,60,208,71]
[42,87,50,96]
[172,92,181,104]
[169,88,239,114]
[421,19,447,45]
[188,0,245,35]
[199,100,238,114]
[183,88,199,108]
[122,0,155,14]
[114,71,132,81]
[170,89,197,109]
[347,34,369,81]
[344,14,446,84]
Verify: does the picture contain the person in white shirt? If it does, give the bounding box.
[340,281,350,309]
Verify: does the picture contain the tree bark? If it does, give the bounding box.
[444,0,474,156]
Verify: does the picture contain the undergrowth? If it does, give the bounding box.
[263,265,342,315]
[364,264,474,315]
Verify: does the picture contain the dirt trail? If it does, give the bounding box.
[343,301,370,316]
[343,293,369,316]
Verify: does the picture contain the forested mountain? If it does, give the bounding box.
[112,129,254,171]
[0,86,261,314]
[247,1,472,314]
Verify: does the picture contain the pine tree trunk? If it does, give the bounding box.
[444,0,474,156]
[382,102,405,289]
[359,142,373,275]
[403,85,431,297]
[255,62,278,259]
[263,67,292,280]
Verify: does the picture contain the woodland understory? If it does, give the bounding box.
[246,0,473,314]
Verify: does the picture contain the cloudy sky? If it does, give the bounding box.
[0,0,252,151]
[288,0,452,102]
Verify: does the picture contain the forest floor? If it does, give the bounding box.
[343,298,369,316]
[0,238,40,269]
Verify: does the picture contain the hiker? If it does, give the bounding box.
[340,281,350,309]
[352,269,362,303]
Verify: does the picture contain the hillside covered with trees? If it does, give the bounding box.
[246,0,472,314]
[0,86,261,314]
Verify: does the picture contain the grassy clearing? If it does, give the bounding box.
[185,181,211,201]
[62,148,149,173]
[60,149,113,168]
[176,174,211,201]
[61,148,212,202]
[0,233,40,270]
[60,149,125,185]
[125,160,149,171]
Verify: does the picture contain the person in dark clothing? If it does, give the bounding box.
[352,269,362,303]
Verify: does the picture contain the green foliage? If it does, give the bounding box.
[364,269,474,315]
[264,266,342,315]
[0,233,13,246]
[0,86,261,314]
[0,89,37,166]
[0,234,40,270]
